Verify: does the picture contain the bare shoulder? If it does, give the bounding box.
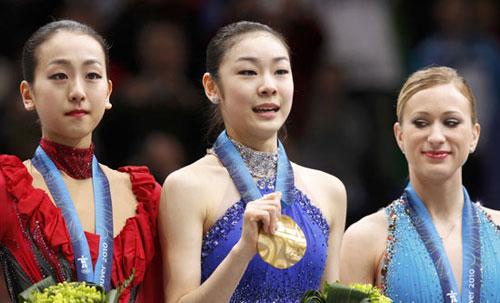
[163,155,227,193]
[100,165,132,184]
[344,210,388,244]
[340,209,388,284]
[162,155,230,212]
[292,163,345,198]
[291,163,346,221]
[99,165,136,200]
[342,210,388,266]
[479,205,500,226]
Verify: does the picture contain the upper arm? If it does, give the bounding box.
[159,170,207,303]
[340,212,387,285]
[321,176,347,284]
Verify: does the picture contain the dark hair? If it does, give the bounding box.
[205,21,290,142]
[22,19,110,83]
[206,20,290,80]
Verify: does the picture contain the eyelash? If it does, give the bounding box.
[238,70,256,76]
[412,119,428,128]
[411,119,461,128]
[444,119,460,127]
[48,72,102,80]
[276,69,289,75]
[49,73,67,80]
[237,69,289,76]
[87,72,102,80]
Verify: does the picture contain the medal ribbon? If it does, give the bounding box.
[32,146,114,291]
[213,131,295,207]
[404,183,481,303]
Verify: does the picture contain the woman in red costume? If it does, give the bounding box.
[0,20,162,302]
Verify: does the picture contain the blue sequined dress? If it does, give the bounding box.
[201,144,330,302]
[382,194,500,303]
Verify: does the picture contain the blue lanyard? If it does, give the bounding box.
[404,183,481,303]
[213,131,295,208]
[32,146,114,291]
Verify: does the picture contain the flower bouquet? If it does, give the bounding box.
[18,270,134,303]
[301,282,392,303]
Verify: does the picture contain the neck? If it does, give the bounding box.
[225,128,278,152]
[409,171,464,222]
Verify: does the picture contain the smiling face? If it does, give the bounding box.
[205,31,293,150]
[20,30,112,148]
[394,83,480,182]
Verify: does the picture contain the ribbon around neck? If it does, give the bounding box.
[32,146,114,291]
[404,182,481,303]
[213,131,295,208]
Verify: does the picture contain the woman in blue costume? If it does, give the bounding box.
[340,66,500,302]
[159,21,347,303]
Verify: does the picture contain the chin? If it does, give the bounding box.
[64,128,93,140]
[254,125,282,139]
[418,167,458,182]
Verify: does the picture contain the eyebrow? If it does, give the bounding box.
[412,110,464,117]
[47,58,103,67]
[235,56,289,63]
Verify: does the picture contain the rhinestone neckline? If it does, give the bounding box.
[229,138,278,182]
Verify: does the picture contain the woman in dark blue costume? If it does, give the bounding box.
[159,21,347,302]
[340,66,500,302]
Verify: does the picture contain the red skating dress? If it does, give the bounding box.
[0,150,163,302]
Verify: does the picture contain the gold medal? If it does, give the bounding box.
[257,215,307,269]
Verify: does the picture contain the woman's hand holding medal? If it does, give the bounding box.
[236,191,307,269]
[237,192,282,257]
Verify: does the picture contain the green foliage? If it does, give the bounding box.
[18,269,136,303]
[19,280,104,303]
[301,282,392,303]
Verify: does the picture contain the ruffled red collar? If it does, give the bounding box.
[39,139,94,179]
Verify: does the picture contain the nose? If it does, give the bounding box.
[428,124,446,146]
[258,73,277,97]
[68,77,86,103]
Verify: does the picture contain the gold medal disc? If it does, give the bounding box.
[257,215,307,269]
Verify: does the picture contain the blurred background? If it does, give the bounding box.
[0,0,499,227]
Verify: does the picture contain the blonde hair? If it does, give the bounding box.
[396,66,477,123]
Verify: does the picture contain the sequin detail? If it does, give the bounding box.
[381,198,400,293]
[295,188,330,240]
[40,139,94,179]
[229,138,278,188]
[201,200,245,260]
[201,179,330,302]
[476,204,500,302]
[201,182,330,259]
[478,203,500,234]
[382,196,500,302]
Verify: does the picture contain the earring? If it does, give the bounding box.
[469,146,475,153]
[105,99,111,104]
[211,97,220,104]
